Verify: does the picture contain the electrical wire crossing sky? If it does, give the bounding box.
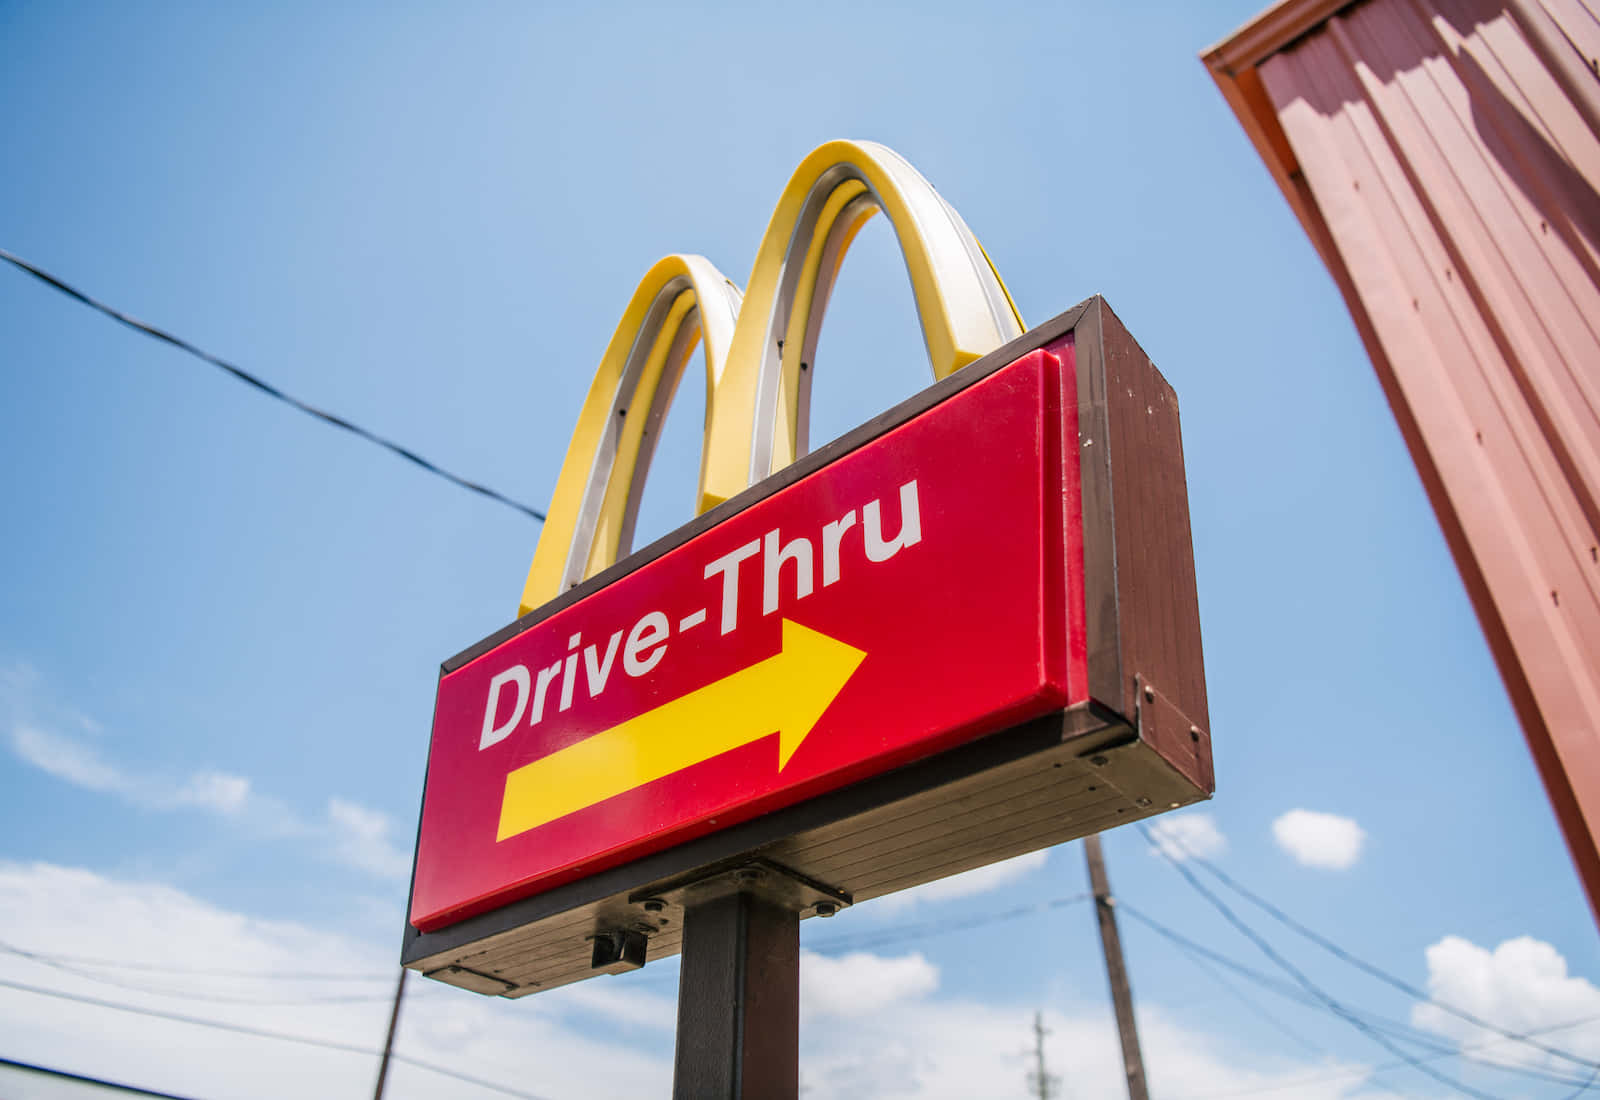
[2,3,1597,1098]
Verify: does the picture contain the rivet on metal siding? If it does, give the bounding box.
[1189,726,1201,743]
[1143,685,1155,703]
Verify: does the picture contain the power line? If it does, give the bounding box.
[1121,902,1443,1050]
[0,943,389,981]
[0,1054,202,1099]
[624,892,1094,987]
[1120,901,1600,1094]
[0,246,546,523]
[1122,902,1444,1049]
[809,893,1092,954]
[1162,828,1600,1075]
[627,893,1097,984]
[0,975,552,1100]
[0,939,400,1006]
[1560,1061,1600,1100]
[1118,901,1324,1057]
[1136,825,1508,1100]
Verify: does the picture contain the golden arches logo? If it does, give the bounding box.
[521,140,1025,617]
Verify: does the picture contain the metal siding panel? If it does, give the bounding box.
[1331,3,1600,555]
[1249,0,1600,916]
[1540,0,1600,67]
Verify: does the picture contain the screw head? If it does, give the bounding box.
[1143,685,1155,703]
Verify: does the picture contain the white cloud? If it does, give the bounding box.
[873,849,1048,913]
[800,996,1406,1099]
[0,859,1432,1100]
[8,718,267,822]
[551,977,679,1032]
[1412,934,1600,1072]
[170,770,253,815]
[3,667,253,819]
[10,722,128,793]
[0,861,673,1099]
[800,950,939,1019]
[2,667,391,878]
[1272,809,1366,870]
[326,798,412,879]
[1147,812,1227,861]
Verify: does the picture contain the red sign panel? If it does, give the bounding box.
[411,343,1088,931]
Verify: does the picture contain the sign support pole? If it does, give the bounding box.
[673,887,800,1100]
[1085,834,1149,1100]
[371,967,406,1100]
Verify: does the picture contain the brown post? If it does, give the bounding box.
[1085,834,1150,1100]
[372,968,407,1100]
[673,890,799,1099]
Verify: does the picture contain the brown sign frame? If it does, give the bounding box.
[402,297,1212,995]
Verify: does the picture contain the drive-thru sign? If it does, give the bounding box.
[404,141,1210,1097]
[413,345,1091,931]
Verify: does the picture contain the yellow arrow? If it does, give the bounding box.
[497,619,867,842]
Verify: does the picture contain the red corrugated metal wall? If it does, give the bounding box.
[1213,0,1600,918]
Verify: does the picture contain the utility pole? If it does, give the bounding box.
[1027,1010,1060,1099]
[372,967,407,1100]
[1084,834,1149,1100]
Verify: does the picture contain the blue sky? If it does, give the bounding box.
[2,1,1597,1097]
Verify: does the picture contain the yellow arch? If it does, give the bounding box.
[519,141,1024,616]
[519,255,742,614]
[701,139,1025,509]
